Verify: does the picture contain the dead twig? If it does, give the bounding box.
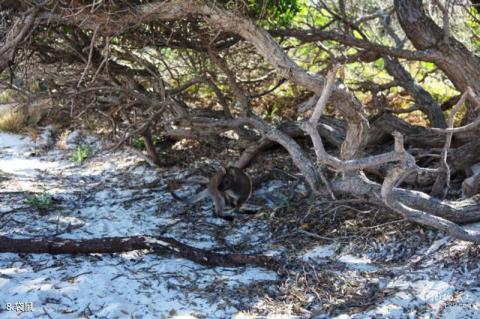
[76,24,99,87]
[381,132,480,243]
[431,88,472,198]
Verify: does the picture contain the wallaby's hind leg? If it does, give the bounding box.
[210,186,234,221]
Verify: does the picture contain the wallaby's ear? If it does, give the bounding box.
[226,166,235,176]
[217,165,226,175]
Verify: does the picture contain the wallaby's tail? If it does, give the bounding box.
[171,189,208,204]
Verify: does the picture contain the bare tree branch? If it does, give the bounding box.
[0,235,279,269]
[431,88,476,197]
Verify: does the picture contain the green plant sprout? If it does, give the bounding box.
[71,144,89,163]
[26,192,51,208]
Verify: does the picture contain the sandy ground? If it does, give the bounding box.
[0,129,479,318]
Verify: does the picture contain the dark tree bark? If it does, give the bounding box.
[394,0,480,93]
[448,139,480,172]
[383,57,446,128]
[0,235,278,269]
[368,114,445,147]
[472,0,480,15]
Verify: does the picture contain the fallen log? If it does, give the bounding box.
[0,235,279,270]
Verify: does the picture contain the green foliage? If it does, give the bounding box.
[26,192,51,209]
[62,25,73,34]
[293,4,331,27]
[373,58,384,69]
[246,0,300,26]
[71,144,89,163]
[131,134,163,149]
[466,9,480,53]
[419,61,436,71]
[131,137,145,149]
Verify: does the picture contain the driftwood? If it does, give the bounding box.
[0,235,279,270]
[239,112,480,182]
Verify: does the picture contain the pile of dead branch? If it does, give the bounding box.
[1,0,480,257]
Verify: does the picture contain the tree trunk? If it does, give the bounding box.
[368,114,445,147]
[383,57,446,128]
[394,0,480,93]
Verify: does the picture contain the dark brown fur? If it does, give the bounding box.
[171,166,252,221]
[220,167,252,210]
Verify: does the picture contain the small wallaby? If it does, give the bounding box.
[171,166,252,221]
[220,166,252,210]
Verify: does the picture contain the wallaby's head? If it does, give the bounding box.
[218,166,235,191]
